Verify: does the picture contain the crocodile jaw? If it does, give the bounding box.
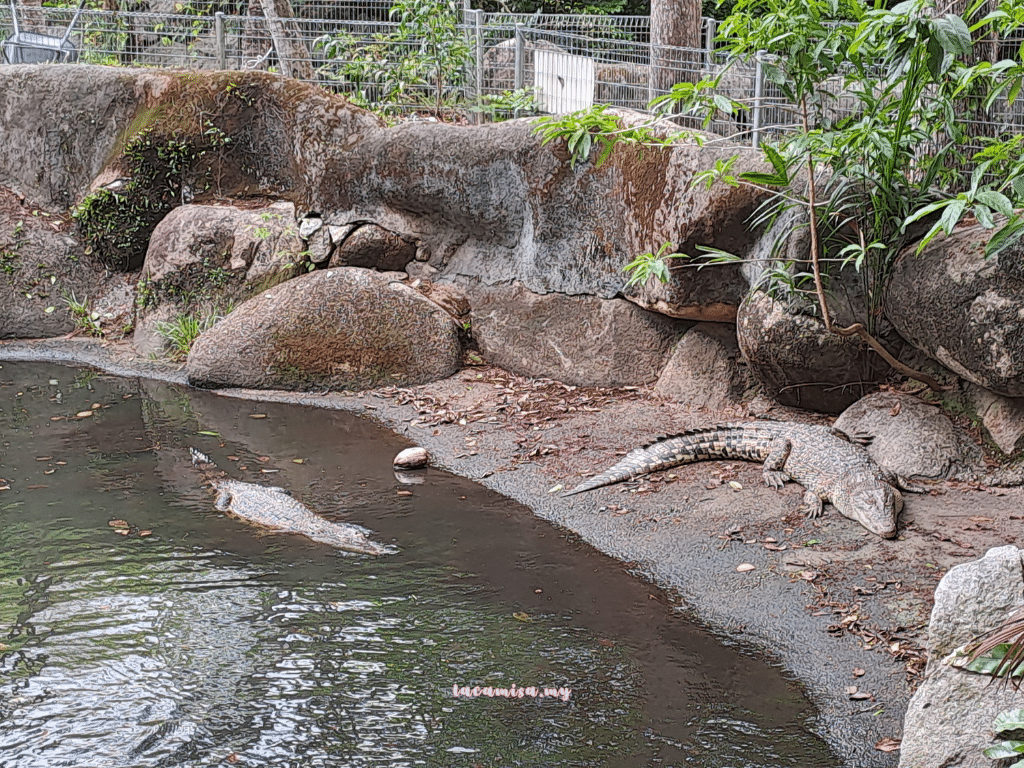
[835,473,901,538]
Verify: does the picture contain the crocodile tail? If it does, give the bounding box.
[190,447,215,467]
[562,424,775,497]
[562,446,657,496]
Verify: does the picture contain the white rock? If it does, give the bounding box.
[393,446,429,469]
[298,216,323,240]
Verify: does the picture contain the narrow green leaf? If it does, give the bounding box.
[739,171,788,187]
[984,741,1024,759]
[986,217,1024,257]
[976,190,1014,218]
[904,200,951,227]
[938,197,967,234]
[995,709,1024,734]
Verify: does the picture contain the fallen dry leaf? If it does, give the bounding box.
[875,738,901,753]
[852,667,866,677]
[736,563,756,573]
[108,519,129,527]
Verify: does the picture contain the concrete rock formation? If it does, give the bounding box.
[834,391,982,481]
[887,225,1024,398]
[737,290,883,413]
[465,280,689,386]
[186,267,462,391]
[899,546,1024,768]
[654,322,750,410]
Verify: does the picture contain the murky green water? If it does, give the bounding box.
[0,362,837,767]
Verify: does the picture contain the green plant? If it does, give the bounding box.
[62,292,108,337]
[155,312,221,360]
[472,87,542,118]
[314,0,472,114]
[537,0,1024,391]
[985,709,1024,766]
[533,103,675,168]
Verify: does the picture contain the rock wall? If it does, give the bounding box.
[1,64,1023,441]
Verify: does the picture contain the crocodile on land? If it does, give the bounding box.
[562,422,916,538]
[190,448,398,555]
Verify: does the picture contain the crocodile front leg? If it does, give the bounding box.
[798,490,825,518]
[761,437,792,489]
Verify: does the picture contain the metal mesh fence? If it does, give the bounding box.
[2,2,1024,150]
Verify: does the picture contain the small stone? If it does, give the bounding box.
[298,216,323,239]
[393,446,429,469]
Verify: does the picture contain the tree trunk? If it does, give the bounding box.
[255,0,314,81]
[19,0,46,33]
[649,0,703,97]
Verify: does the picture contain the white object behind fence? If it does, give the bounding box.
[534,50,595,114]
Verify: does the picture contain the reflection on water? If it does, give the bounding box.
[0,362,838,767]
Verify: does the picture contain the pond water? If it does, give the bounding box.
[0,361,838,767]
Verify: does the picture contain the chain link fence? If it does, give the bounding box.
[2,2,1024,148]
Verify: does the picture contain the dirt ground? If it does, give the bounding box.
[3,337,1022,768]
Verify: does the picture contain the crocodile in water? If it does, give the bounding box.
[562,422,911,538]
[190,448,397,555]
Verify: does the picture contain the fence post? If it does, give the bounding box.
[751,51,765,148]
[703,18,717,67]
[215,11,226,70]
[647,41,655,109]
[473,9,484,124]
[514,22,524,90]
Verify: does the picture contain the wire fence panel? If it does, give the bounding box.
[3,2,1024,153]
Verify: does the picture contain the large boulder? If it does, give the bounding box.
[899,546,1024,768]
[887,225,1024,398]
[653,322,750,410]
[834,391,982,480]
[737,290,885,413]
[317,114,767,319]
[186,267,462,391]
[465,280,690,387]
[0,65,382,270]
[133,202,307,357]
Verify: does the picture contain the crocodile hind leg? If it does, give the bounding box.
[761,437,793,489]
[215,489,232,512]
[798,490,825,518]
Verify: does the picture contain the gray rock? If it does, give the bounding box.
[898,546,1024,768]
[967,383,1024,455]
[328,224,356,245]
[329,224,417,272]
[318,115,770,317]
[465,281,690,387]
[298,216,323,240]
[737,290,885,413]
[0,189,111,338]
[887,225,1024,398]
[306,228,333,264]
[185,267,462,391]
[834,391,982,480]
[654,322,750,410]
[134,202,306,356]
[393,447,429,469]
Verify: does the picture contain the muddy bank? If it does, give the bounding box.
[3,338,1022,768]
